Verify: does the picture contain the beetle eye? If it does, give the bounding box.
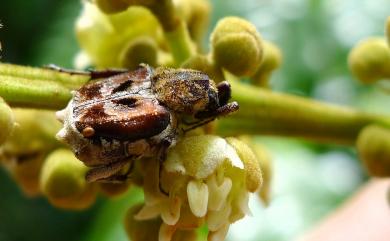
[216,81,232,106]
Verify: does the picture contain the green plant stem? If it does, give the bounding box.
[0,63,89,109]
[216,79,390,145]
[0,63,88,89]
[164,20,196,65]
[2,63,390,145]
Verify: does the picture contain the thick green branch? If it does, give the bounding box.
[1,63,389,145]
[217,79,390,145]
[0,63,89,109]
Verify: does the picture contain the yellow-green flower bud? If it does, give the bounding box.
[40,149,97,210]
[348,37,390,84]
[210,17,263,77]
[225,137,263,192]
[119,37,158,69]
[0,97,14,145]
[0,109,61,196]
[251,40,282,87]
[94,0,129,14]
[252,143,272,205]
[76,2,162,68]
[3,153,46,197]
[357,125,390,177]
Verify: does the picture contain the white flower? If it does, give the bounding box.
[134,135,263,241]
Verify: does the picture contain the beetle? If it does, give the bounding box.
[54,64,238,182]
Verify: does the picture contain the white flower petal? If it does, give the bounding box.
[164,150,186,174]
[207,176,232,211]
[165,135,237,179]
[187,180,209,217]
[134,204,161,220]
[143,158,165,205]
[208,223,230,241]
[161,196,181,225]
[238,192,252,216]
[225,143,244,169]
[207,204,231,231]
[229,191,252,223]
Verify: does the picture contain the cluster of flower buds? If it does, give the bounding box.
[0,1,278,240]
[75,1,281,87]
[0,109,131,206]
[349,18,390,196]
[125,135,265,241]
[72,1,278,240]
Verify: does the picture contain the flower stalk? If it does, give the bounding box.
[1,63,389,145]
[0,63,89,109]
[217,78,390,145]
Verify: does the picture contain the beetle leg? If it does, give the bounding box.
[184,102,239,132]
[85,160,129,182]
[44,64,128,80]
[157,139,172,196]
[182,118,215,133]
[214,101,239,117]
[94,159,136,183]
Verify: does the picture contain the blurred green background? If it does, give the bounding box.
[0,0,389,241]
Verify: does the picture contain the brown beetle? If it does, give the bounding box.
[55,65,238,182]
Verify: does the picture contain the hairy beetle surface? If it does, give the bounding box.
[56,65,238,182]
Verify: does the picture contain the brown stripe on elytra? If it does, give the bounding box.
[75,103,108,133]
[75,99,170,141]
[112,79,133,93]
[77,81,103,101]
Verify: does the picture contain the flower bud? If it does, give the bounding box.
[348,38,390,84]
[136,135,262,241]
[0,109,60,196]
[0,97,14,145]
[76,2,162,68]
[40,149,97,210]
[251,142,272,205]
[251,40,282,87]
[225,137,263,192]
[211,17,263,77]
[119,37,158,69]
[357,125,390,177]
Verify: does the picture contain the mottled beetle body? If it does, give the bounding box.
[56,65,238,182]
